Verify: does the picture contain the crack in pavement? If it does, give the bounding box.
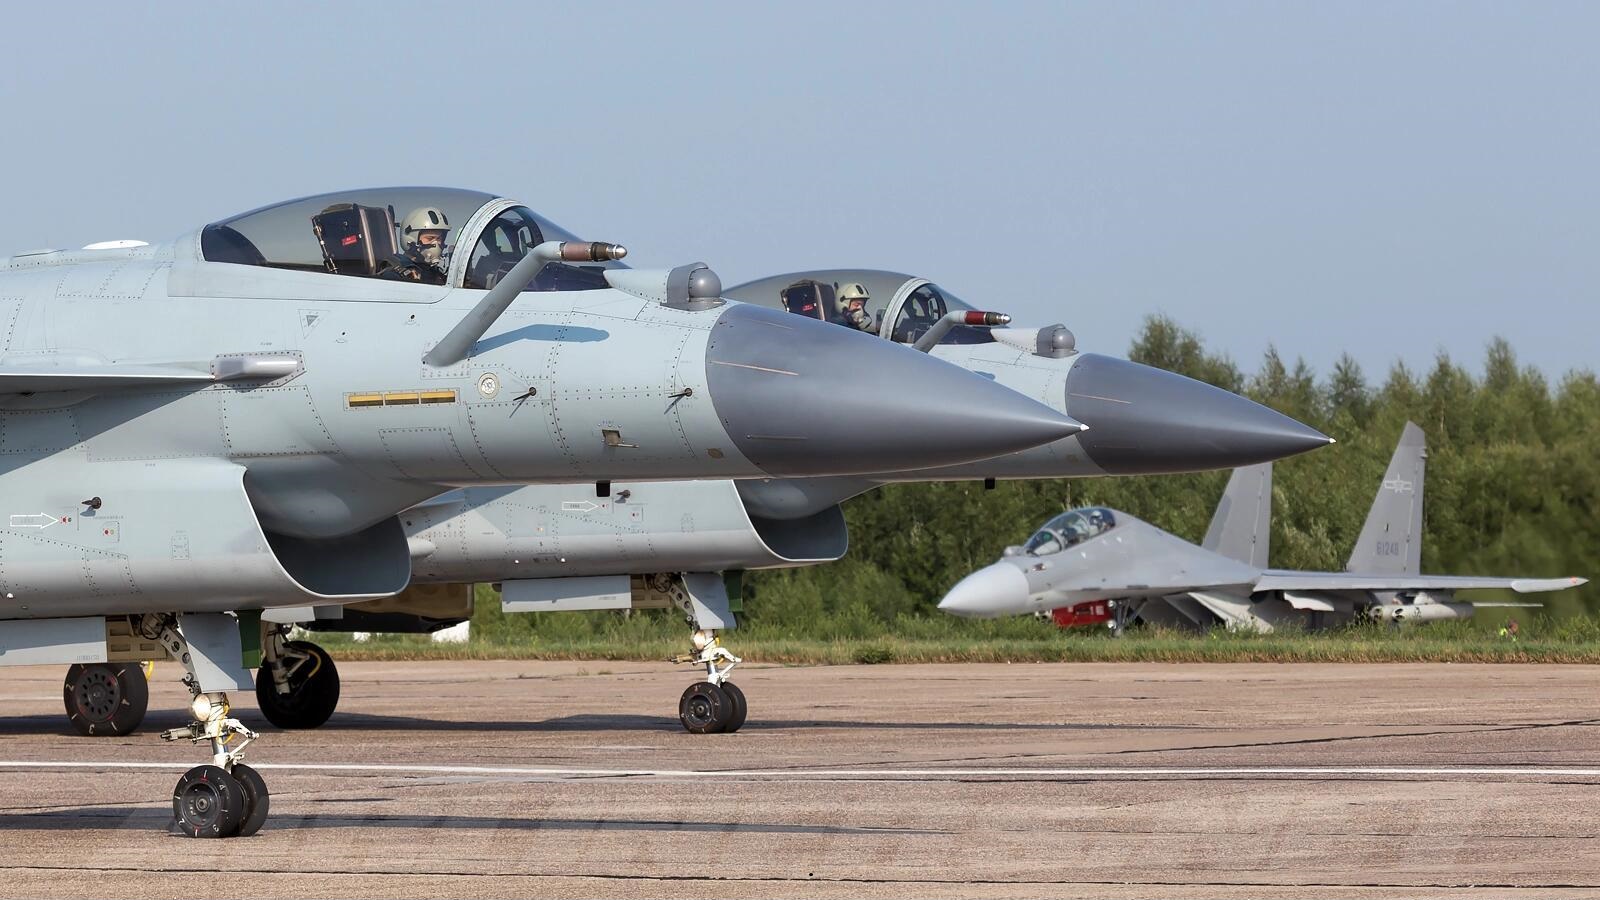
[1106,718,1600,756]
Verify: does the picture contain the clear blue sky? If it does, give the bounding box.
[3,2,1594,381]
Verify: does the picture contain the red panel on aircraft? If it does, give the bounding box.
[1051,601,1112,628]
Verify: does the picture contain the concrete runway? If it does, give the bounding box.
[3,660,1599,898]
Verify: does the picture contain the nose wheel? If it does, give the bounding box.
[722,680,748,732]
[172,764,246,838]
[170,760,269,838]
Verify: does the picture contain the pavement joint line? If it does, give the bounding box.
[4,761,1600,778]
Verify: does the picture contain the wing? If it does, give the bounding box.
[1257,570,1587,594]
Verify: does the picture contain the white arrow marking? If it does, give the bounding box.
[9,513,57,529]
[560,500,601,513]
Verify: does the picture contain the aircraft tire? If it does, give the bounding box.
[63,662,149,736]
[678,682,732,734]
[231,763,270,837]
[172,765,245,838]
[721,681,748,733]
[255,640,340,730]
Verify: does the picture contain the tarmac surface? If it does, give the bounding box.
[2,659,1599,898]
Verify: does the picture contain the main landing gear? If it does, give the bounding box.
[63,661,150,736]
[651,573,748,735]
[137,613,270,838]
[255,629,340,729]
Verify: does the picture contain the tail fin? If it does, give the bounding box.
[1201,463,1272,567]
[1347,421,1426,574]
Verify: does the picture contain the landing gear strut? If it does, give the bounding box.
[63,661,149,736]
[255,629,340,729]
[139,613,269,838]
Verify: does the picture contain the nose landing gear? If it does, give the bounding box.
[675,629,746,734]
[652,571,749,735]
[138,612,270,838]
[162,690,266,838]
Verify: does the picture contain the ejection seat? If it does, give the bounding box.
[780,279,833,321]
[311,203,398,277]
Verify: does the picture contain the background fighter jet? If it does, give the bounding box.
[0,187,1085,837]
[939,422,1586,626]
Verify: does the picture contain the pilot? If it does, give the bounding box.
[384,206,451,285]
[833,282,875,332]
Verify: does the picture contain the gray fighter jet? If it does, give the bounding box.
[43,266,1334,741]
[0,187,1085,837]
[939,422,1585,624]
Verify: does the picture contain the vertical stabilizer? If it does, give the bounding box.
[1347,422,1426,574]
[1201,463,1272,567]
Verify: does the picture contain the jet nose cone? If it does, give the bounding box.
[1065,354,1333,474]
[705,304,1084,477]
[938,562,1032,618]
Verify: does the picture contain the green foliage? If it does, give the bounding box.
[318,613,1600,665]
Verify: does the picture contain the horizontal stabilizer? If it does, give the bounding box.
[1257,571,1586,594]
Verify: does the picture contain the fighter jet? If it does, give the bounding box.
[0,187,1084,837]
[45,266,1335,741]
[200,270,1334,739]
[939,422,1585,625]
[723,271,1335,522]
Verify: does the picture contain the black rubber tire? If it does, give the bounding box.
[230,763,270,837]
[172,765,245,838]
[63,663,149,736]
[254,640,340,729]
[721,681,748,734]
[678,682,731,735]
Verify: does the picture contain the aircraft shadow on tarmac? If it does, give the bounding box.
[4,807,951,837]
[0,709,1197,736]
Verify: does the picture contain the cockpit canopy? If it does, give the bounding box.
[725,269,997,347]
[1024,507,1117,556]
[199,187,620,292]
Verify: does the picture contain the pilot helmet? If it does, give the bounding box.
[835,282,870,316]
[401,206,451,265]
